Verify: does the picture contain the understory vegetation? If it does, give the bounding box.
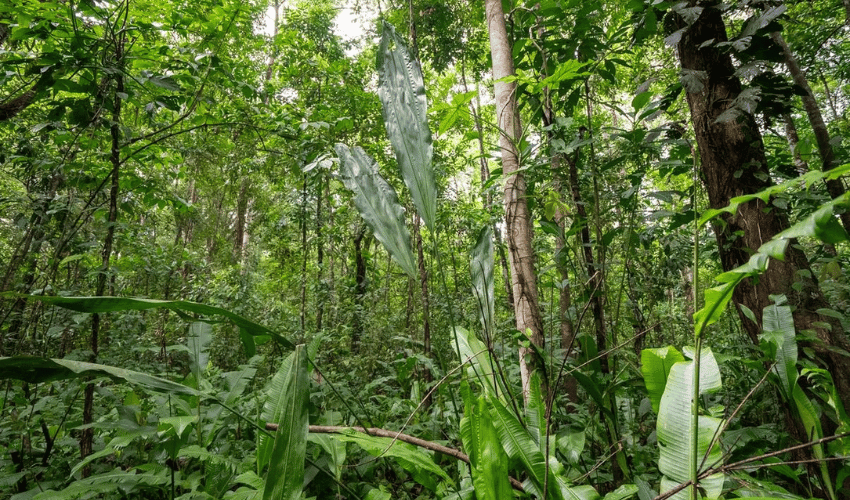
[1,0,849,499]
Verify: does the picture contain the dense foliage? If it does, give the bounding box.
[1,0,849,499]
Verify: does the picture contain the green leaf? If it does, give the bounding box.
[488,395,592,500]
[329,428,452,491]
[377,22,437,229]
[631,92,652,112]
[656,348,724,500]
[603,484,639,500]
[760,297,797,400]
[0,356,199,396]
[641,346,685,414]
[453,326,505,398]
[460,390,513,500]
[1,293,289,351]
[471,227,495,339]
[263,345,309,500]
[335,144,418,278]
[188,321,212,384]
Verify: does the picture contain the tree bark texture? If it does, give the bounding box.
[676,1,850,408]
[485,0,546,404]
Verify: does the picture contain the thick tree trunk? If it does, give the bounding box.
[484,0,546,404]
[676,0,850,416]
[771,31,850,233]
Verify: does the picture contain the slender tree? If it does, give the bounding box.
[484,0,545,403]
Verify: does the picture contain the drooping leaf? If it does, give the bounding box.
[377,22,437,229]
[0,356,199,396]
[760,296,797,400]
[188,321,212,384]
[328,428,452,491]
[641,346,686,414]
[0,293,287,352]
[460,387,513,500]
[262,345,309,500]
[471,227,495,339]
[335,144,418,278]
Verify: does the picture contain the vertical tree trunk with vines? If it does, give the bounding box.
[676,6,850,491]
[484,0,546,404]
[81,13,126,473]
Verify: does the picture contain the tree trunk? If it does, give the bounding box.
[460,60,515,310]
[351,225,367,354]
[770,31,850,233]
[316,175,325,332]
[82,29,125,473]
[484,0,546,404]
[414,214,432,406]
[234,177,250,262]
[676,0,850,420]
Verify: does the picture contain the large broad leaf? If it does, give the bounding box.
[188,321,212,384]
[262,345,309,500]
[488,395,589,500]
[0,293,293,353]
[759,296,797,400]
[328,428,452,492]
[471,227,495,339]
[453,326,506,399]
[0,356,199,396]
[656,348,724,500]
[377,21,437,229]
[460,386,513,500]
[335,143,418,278]
[641,346,686,414]
[258,347,306,474]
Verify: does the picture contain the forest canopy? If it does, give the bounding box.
[1,0,849,499]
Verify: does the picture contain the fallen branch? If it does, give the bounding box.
[266,423,525,492]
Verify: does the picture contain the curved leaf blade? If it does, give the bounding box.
[263,345,309,500]
[377,22,437,229]
[1,293,289,352]
[336,144,418,278]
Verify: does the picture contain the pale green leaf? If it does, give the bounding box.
[263,345,309,500]
[335,144,418,278]
[377,22,437,229]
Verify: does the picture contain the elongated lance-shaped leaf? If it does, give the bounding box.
[0,293,292,353]
[760,296,797,400]
[460,386,513,500]
[453,326,508,399]
[487,395,571,500]
[328,428,453,491]
[656,347,724,500]
[262,345,309,500]
[377,21,437,229]
[0,356,201,396]
[188,321,212,384]
[471,227,495,340]
[336,143,418,278]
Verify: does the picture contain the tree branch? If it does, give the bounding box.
[265,423,525,492]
